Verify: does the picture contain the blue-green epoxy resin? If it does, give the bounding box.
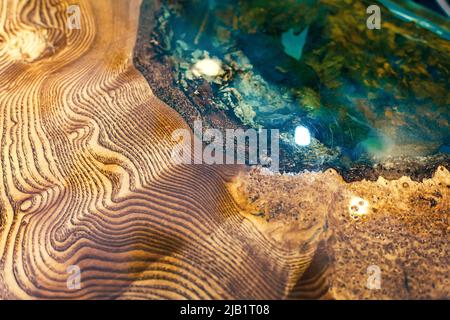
[150,0,449,172]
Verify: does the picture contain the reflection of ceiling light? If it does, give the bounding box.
[294,126,311,146]
[5,30,47,62]
[192,58,223,77]
[349,197,369,218]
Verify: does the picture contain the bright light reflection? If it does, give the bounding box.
[192,58,222,77]
[294,125,311,146]
[349,197,369,217]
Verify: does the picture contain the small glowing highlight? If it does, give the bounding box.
[349,196,369,218]
[294,126,311,146]
[192,58,223,77]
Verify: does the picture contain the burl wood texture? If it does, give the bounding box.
[0,0,319,299]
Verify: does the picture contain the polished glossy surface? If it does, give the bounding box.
[153,0,449,171]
